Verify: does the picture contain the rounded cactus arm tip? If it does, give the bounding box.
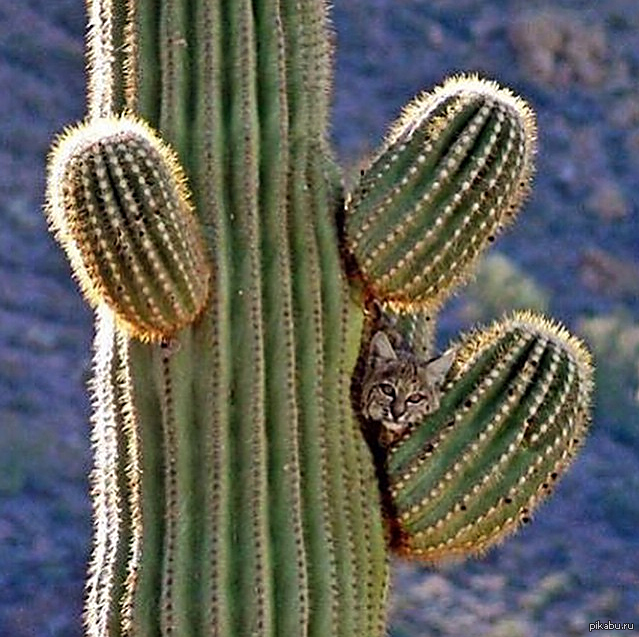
[45,114,211,342]
[344,74,537,309]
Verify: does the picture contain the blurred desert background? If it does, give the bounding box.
[1,1,638,635]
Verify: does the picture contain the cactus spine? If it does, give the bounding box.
[45,1,594,636]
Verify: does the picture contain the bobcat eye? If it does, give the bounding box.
[407,393,425,404]
[378,383,395,397]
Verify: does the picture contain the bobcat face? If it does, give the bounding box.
[361,332,454,437]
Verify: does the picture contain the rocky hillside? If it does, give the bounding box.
[1,1,638,635]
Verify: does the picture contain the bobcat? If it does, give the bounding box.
[360,331,455,445]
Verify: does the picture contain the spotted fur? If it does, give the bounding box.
[361,331,455,444]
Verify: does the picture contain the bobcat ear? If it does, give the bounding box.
[425,348,456,384]
[369,331,398,361]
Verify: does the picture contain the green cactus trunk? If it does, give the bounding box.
[84,1,387,636]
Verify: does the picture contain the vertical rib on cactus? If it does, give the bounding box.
[284,24,342,634]
[85,309,122,636]
[86,0,117,117]
[256,4,310,636]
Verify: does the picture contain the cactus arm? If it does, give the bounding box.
[340,74,592,568]
[385,312,593,561]
[45,116,212,342]
[344,76,536,309]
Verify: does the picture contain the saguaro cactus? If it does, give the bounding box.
[45,1,593,636]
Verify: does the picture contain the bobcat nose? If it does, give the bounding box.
[391,400,405,420]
